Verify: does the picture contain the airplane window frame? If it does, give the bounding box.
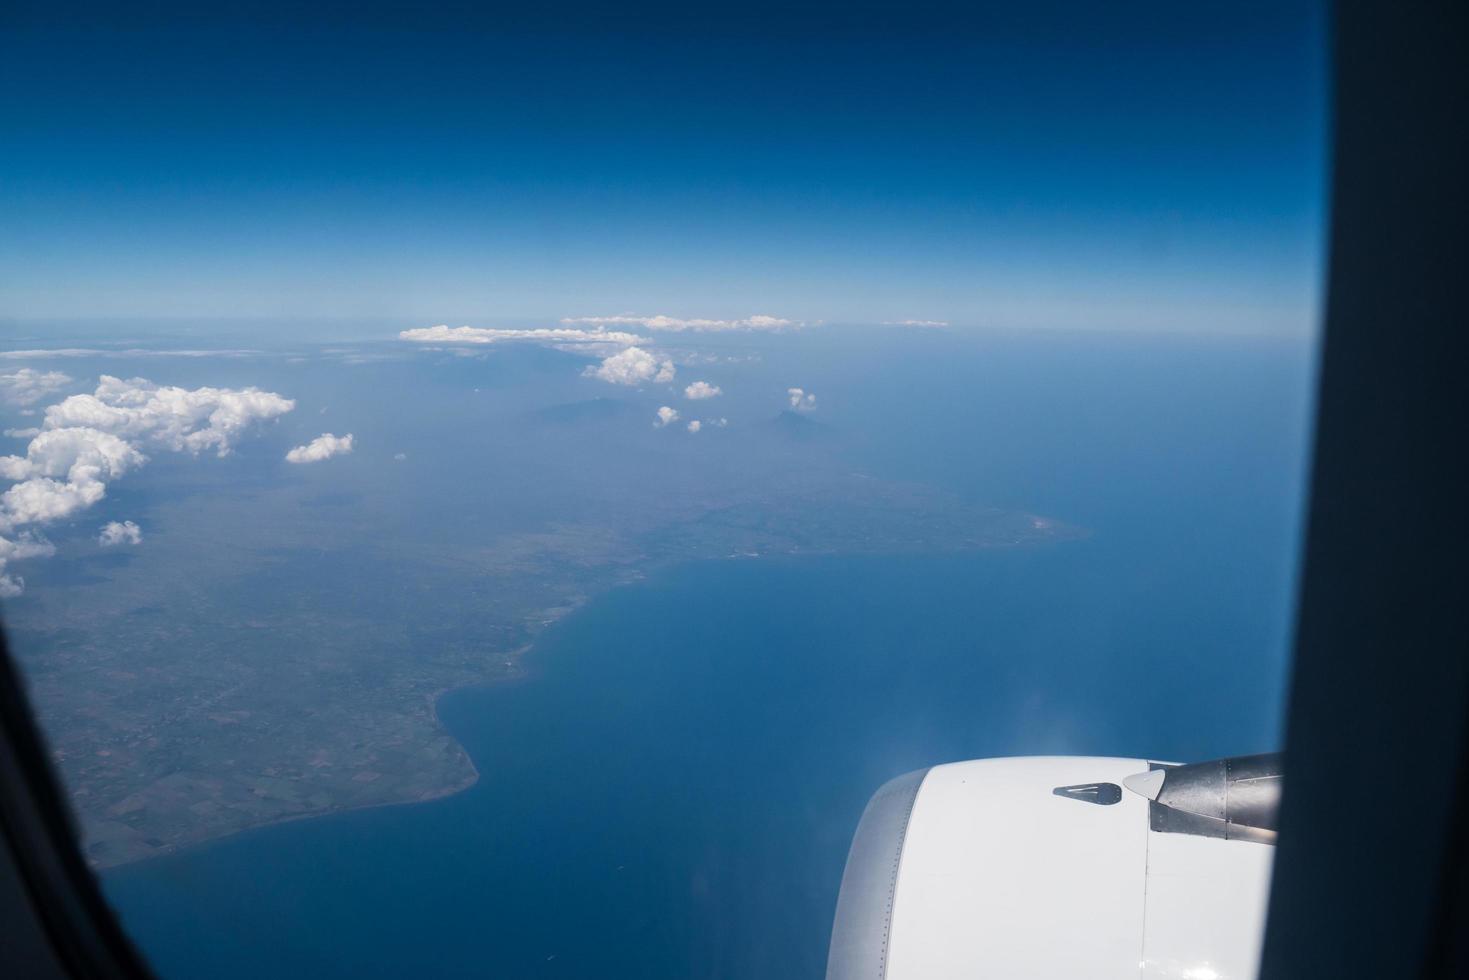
[1,2,1465,977]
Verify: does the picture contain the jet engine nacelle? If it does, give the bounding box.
[826,755,1280,980]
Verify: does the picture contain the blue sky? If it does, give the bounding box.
[1,1,1327,334]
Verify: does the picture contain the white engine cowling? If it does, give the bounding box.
[826,756,1275,980]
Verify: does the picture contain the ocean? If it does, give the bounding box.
[98,333,1315,979]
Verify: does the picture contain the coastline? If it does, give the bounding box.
[89,526,1081,874]
[89,643,538,873]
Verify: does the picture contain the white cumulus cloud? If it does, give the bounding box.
[0,428,148,529]
[684,381,722,400]
[787,388,817,411]
[884,319,949,328]
[587,347,676,386]
[0,427,146,485]
[0,368,73,407]
[686,420,702,433]
[653,406,680,428]
[98,520,142,547]
[0,376,294,597]
[562,313,798,333]
[44,375,295,457]
[285,433,355,464]
[399,325,645,346]
[1,478,108,528]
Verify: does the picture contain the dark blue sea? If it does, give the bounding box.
[100,335,1314,979]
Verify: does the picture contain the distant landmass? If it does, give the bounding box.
[2,348,1082,870]
[14,477,1073,868]
[525,397,640,425]
[766,409,832,440]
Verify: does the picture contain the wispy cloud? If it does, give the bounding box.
[285,433,355,464]
[0,368,73,407]
[883,319,949,328]
[561,314,799,333]
[399,325,645,346]
[586,347,676,386]
[0,349,262,360]
[0,535,55,598]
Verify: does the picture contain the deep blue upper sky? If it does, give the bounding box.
[1,1,1327,334]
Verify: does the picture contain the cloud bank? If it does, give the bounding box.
[98,520,142,547]
[43,375,295,457]
[399,325,645,347]
[587,347,676,386]
[0,376,294,596]
[562,314,798,333]
[286,433,355,464]
[0,349,261,360]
